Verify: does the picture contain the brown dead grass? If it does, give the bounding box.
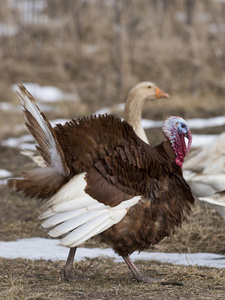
[0,257,225,300]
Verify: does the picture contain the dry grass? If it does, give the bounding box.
[0,257,225,300]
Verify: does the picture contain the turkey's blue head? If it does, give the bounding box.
[162,116,192,168]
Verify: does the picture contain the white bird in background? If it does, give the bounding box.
[183,132,225,197]
[183,132,225,221]
[199,191,225,221]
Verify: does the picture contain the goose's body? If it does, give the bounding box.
[183,131,225,223]
[8,83,193,283]
[199,191,225,221]
[183,132,225,197]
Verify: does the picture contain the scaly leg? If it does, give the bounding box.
[64,247,77,281]
[123,255,164,283]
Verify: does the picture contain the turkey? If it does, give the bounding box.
[8,83,194,283]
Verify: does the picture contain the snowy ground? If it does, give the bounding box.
[0,238,225,269]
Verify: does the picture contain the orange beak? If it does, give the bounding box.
[155,87,169,99]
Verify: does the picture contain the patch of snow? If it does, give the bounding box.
[0,179,7,185]
[191,134,218,148]
[0,23,17,37]
[0,102,19,112]
[2,134,36,151]
[94,107,112,115]
[94,103,125,116]
[50,119,69,127]
[12,83,79,103]
[0,169,12,178]
[116,103,125,111]
[140,116,225,130]
[0,238,224,268]
[187,116,225,129]
[142,119,163,129]
[8,0,46,12]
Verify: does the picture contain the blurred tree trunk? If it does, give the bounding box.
[111,0,123,100]
[186,0,195,26]
[126,1,139,75]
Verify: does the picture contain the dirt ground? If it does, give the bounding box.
[1,257,225,300]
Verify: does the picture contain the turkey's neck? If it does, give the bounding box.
[124,94,149,144]
[170,134,186,169]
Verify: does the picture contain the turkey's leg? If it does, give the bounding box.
[64,247,77,281]
[123,255,164,283]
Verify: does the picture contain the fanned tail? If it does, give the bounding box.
[7,82,70,199]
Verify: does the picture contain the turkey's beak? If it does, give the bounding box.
[184,129,192,156]
[155,87,169,99]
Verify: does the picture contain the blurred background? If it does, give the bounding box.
[0,0,225,127]
[1,0,225,255]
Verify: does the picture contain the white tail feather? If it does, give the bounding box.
[48,209,108,237]
[40,172,141,247]
[41,209,87,228]
[46,173,87,206]
[49,196,95,213]
[60,214,111,247]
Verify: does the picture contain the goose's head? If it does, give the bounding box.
[129,81,169,101]
[162,116,192,168]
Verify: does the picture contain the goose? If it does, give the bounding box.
[124,81,169,144]
[8,83,194,283]
[19,81,169,167]
[199,191,225,221]
[183,133,225,197]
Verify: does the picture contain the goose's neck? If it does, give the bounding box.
[124,93,149,144]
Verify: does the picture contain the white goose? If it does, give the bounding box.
[183,132,225,197]
[183,132,225,222]
[199,191,225,221]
